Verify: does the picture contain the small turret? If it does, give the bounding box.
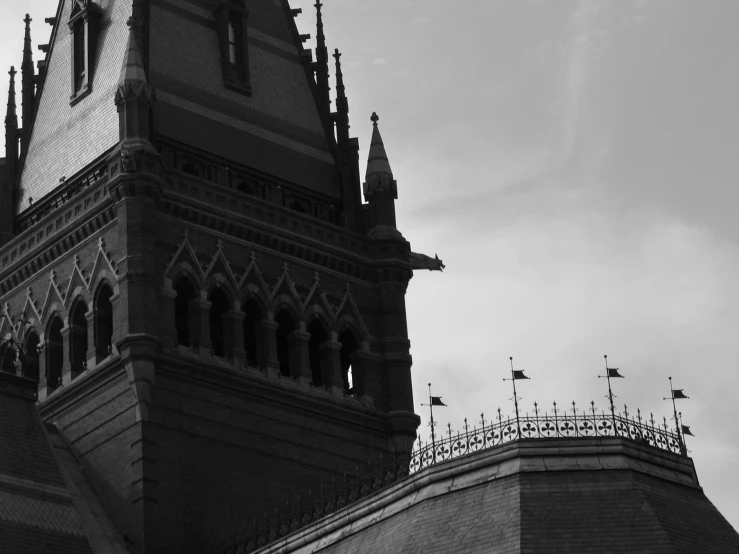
[364,113,399,237]
[20,14,35,155]
[114,16,157,169]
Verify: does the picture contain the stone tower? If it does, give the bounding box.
[0,1,434,551]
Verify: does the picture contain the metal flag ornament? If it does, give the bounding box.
[599,355,623,435]
[503,357,529,435]
[663,377,689,455]
[421,383,447,462]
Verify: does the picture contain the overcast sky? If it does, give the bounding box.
[3,0,738,530]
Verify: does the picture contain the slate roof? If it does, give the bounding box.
[17,0,340,211]
[149,0,339,198]
[253,438,739,554]
[0,371,129,553]
[17,0,131,212]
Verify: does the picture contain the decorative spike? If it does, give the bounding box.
[5,67,17,127]
[333,48,350,150]
[20,14,35,154]
[117,17,149,98]
[364,113,395,192]
[21,15,34,75]
[313,2,331,117]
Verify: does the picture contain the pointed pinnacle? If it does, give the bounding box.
[365,113,392,178]
[5,67,17,125]
[118,18,147,88]
[22,14,34,73]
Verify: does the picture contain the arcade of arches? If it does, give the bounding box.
[5,279,368,399]
[0,284,117,393]
[172,277,365,396]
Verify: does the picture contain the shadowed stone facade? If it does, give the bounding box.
[0,1,736,553]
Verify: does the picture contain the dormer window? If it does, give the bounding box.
[214,1,251,96]
[228,16,238,65]
[68,0,101,105]
[72,19,86,92]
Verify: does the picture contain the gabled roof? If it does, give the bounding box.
[16,0,343,210]
[147,0,339,197]
[17,0,132,213]
[0,371,129,552]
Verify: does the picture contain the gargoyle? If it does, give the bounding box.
[409,252,445,272]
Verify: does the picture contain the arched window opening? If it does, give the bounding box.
[22,332,40,381]
[174,278,197,347]
[47,318,64,391]
[209,288,230,357]
[275,310,295,377]
[307,319,327,387]
[95,284,114,359]
[339,330,360,395]
[1,343,17,374]
[243,299,263,368]
[181,162,200,176]
[70,301,88,378]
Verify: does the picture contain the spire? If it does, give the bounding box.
[365,113,394,184]
[333,49,349,144]
[116,17,150,99]
[363,113,399,234]
[20,14,35,153]
[114,16,156,154]
[21,14,34,75]
[313,2,331,118]
[5,67,17,129]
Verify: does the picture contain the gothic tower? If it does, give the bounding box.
[0,1,432,551]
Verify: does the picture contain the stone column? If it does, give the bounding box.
[158,287,177,351]
[195,298,211,357]
[320,338,343,398]
[258,319,279,378]
[37,342,48,401]
[226,307,245,370]
[85,309,96,371]
[109,292,120,356]
[61,325,73,385]
[288,329,311,386]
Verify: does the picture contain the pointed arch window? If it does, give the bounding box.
[174,277,198,348]
[22,332,40,381]
[307,319,327,387]
[94,284,114,360]
[214,1,251,96]
[47,317,64,391]
[339,329,360,395]
[209,288,231,358]
[68,0,101,105]
[69,300,88,379]
[275,310,295,377]
[242,298,263,368]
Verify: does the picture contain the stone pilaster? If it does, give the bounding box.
[37,342,48,401]
[60,325,72,385]
[158,287,177,351]
[288,329,311,386]
[226,307,245,370]
[320,338,343,398]
[259,320,279,378]
[196,298,212,357]
[85,310,96,371]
